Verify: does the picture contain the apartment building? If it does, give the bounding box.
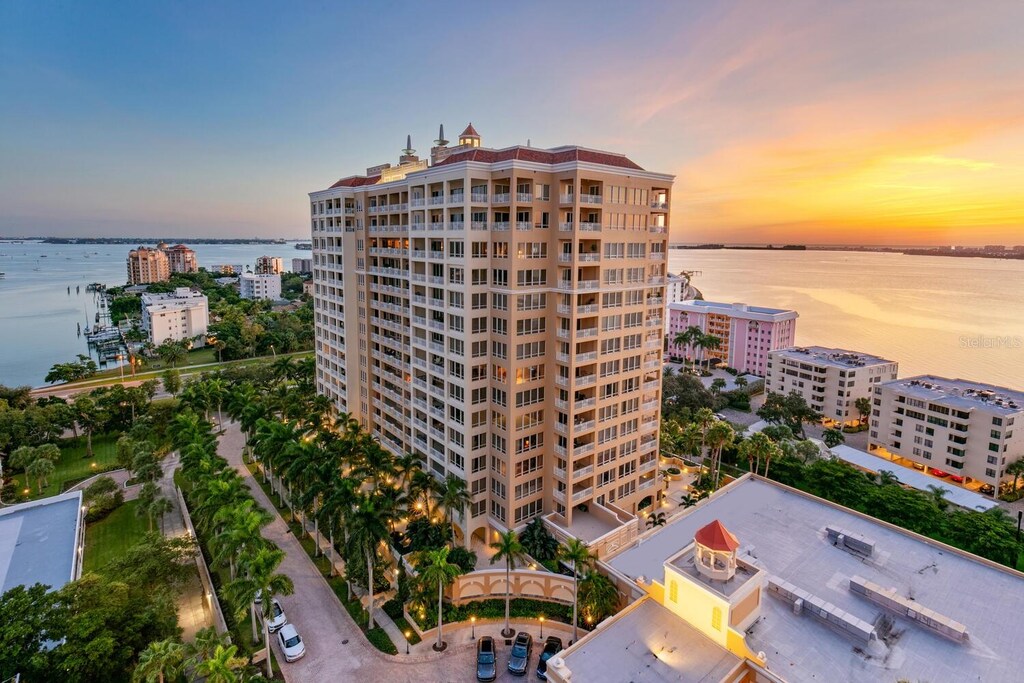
[126,246,170,284]
[292,257,313,273]
[868,376,1024,488]
[765,346,898,424]
[164,243,198,274]
[667,300,798,376]
[239,272,282,301]
[208,263,244,275]
[255,255,284,275]
[310,124,672,546]
[140,287,208,346]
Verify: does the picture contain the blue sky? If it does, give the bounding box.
[2,1,1023,244]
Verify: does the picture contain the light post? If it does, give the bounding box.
[405,631,411,655]
[539,615,545,639]
[471,615,476,639]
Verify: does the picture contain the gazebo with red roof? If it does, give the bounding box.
[693,519,740,582]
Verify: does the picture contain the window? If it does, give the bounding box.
[517,269,547,286]
[669,581,678,603]
[517,317,545,336]
[518,242,547,258]
[514,500,543,524]
[517,293,546,311]
[515,455,543,477]
[711,607,722,631]
[516,387,544,408]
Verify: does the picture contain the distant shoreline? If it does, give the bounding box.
[669,244,1024,260]
[2,237,300,245]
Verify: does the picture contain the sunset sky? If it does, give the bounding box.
[2,1,1023,245]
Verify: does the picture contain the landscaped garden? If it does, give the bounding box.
[83,499,149,573]
[11,434,120,500]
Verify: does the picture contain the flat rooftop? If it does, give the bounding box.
[553,597,742,683]
[0,491,83,593]
[771,345,895,369]
[882,375,1024,414]
[668,300,797,320]
[605,477,1024,683]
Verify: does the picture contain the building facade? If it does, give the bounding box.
[292,257,313,273]
[126,246,170,284]
[868,375,1024,488]
[140,287,209,345]
[310,124,672,545]
[765,346,898,424]
[208,263,244,275]
[164,243,198,274]
[255,256,284,275]
[667,301,798,376]
[239,272,282,301]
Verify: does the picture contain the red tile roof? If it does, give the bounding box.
[460,122,480,138]
[432,146,644,171]
[329,175,381,188]
[694,520,740,552]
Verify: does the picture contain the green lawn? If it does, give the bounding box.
[83,500,150,573]
[12,434,121,500]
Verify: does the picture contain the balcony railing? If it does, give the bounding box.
[573,465,594,480]
[650,201,668,210]
[572,487,593,502]
[492,193,511,203]
[429,196,445,206]
[411,198,425,207]
[580,195,603,205]
[579,222,602,232]
[559,194,574,204]
[470,220,488,230]
[558,222,574,232]
[492,222,510,231]
[470,193,489,203]
[515,221,532,231]
[516,192,533,202]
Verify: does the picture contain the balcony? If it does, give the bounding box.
[574,419,595,433]
[555,422,567,435]
[559,194,574,204]
[650,201,668,210]
[448,221,466,230]
[516,193,533,202]
[553,489,566,503]
[555,399,568,410]
[556,352,569,363]
[572,487,593,503]
[641,400,659,412]
[428,250,445,260]
[410,223,427,232]
[579,195,603,205]
[574,374,596,388]
[470,193,489,203]
[556,376,569,387]
[411,249,426,259]
[579,253,600,262]
[429,196,445,206]
[576,328,598,339]
[575,397,596,410]
[579,222,602,232]
[573,442,595,456]
[639,478,656,490]
[650,225,667,234]
[558,222,574,232]
[492,222,510,231]
[449,193,465,204]
[492,193,511,203]
[577,351,597,362]
[555,445,567,457]
[577,304,598,315]
[428,222,445,231]
[577,280,600,290]
[643,380,660,391]
[573,465,594,480]
[515,221,532,231]
[553,467,566,480]
[411,198,426,207]
[649,253,665,261]
[645,338,662,350]
[644,360,660,370]
[470,220,488,231]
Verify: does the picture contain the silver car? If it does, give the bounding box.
[265,598,287,633]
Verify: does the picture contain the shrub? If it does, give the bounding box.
[666,467,681,476]
[383,597,405,621]
[447,546,478,573]
[85,491,125,522]
[411,598,575,631]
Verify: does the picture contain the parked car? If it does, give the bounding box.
[476,636,497,681]
[277,623,306,662]
[911,462,926,471]
[979,483,996,495]
[536,636,564,680]
[508,632,533,676]
[930,468,949,478]
[949,474,964,483]
[264,598,287,633]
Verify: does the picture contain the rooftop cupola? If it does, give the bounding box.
[693,520,740,582]
[458,122,481,147]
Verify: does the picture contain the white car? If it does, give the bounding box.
[277,623,306,662]
[264,598,287,633]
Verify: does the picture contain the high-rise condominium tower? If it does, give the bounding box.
[310,124,673,546]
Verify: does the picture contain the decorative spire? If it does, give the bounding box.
[402,134,415,156]
[435,124,448,147]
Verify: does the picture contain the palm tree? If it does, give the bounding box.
[393,452,422,490]
[695,333,722,368]
[877,470,900,486]
[822,428,845,449]
[26,457,55,493]
[735,375,749,390]
[185,626,228,670]
[710,377,726,395]
[150,496,174,533]
[706,420,736,489]
[409,469,441,516]
[738,432,774,477]
[854,397,872,424]
[418,546,464,651]
[671,325,703,370]
[1005,457,1024,493]
[206,378,228,429]
[490,530,528,637]
[133,638,184,683]
[645,511,667,529]
[227,546,294,678]
[694,408,715,479]
[925,484,951,511]
[559,538,595,643]
[191,644,247,683]
[578,571,619,625]
[438,474,471,545]
[211,500,271,579]
[348,494,392,629]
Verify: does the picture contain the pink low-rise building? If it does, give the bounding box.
[667,300,798,376]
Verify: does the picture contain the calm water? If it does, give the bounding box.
[669,250,1024,389]
[0,242,297,387]
[1,243,1021,389]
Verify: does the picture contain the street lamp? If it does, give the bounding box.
[405,631,411,655]
[539,615,545,639]
[471,615,476,639]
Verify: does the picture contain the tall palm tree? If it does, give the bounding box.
[321,474,359,579]
[133,638,184,683]
[559,538,595,643]
[578,571,619,625]
[672,325,703,370]
[438,474,471,545]
[706,420,736,489]
[738,432,775,477]
[211,500,271,580]
[695,333,722,367]
[227,546,294,678]
[694,408,715,480]
[490,530,528,637]
[418,546,463,651]
[393,452,422,490]
[206,378,228,429]
[348,494,392,629]
[409,469,442,516]
[150,496,174,533]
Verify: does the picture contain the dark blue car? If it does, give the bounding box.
[476,636,496,681]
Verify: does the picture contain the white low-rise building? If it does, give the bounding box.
[140,287,209,346]
[868,375,1024,490]
[766,346,898,424]
[239,272,281,301]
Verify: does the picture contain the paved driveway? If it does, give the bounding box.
[219,421,557,682]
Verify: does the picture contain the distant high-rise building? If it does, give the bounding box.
[310,123,673,545]
[208,264,244,275]
[126,246,170,284]
[255,256,283,275]
[164,244,198,274]
[291,257,313,273]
